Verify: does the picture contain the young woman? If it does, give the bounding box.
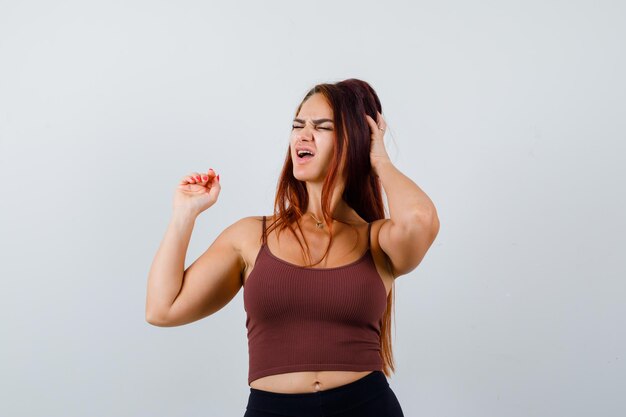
[146,78,440,416]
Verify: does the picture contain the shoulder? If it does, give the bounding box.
[227,215,265,234]
[227,215,274,271]
[241,214,275,228]
[225,215,274,248]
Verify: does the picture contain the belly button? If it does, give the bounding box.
[314,382,321,391]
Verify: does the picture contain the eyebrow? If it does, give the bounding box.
[293,118,334,124]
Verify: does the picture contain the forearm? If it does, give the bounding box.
[374,158,437,227]
[145,209,197,322]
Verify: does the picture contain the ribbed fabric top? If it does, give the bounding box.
[243,215,388,385]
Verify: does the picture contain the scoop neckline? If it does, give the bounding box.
[262,243,371,271]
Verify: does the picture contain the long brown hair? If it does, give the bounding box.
[263,78,397,378]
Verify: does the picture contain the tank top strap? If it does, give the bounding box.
[261,215,267,245]
[367,221,372,249]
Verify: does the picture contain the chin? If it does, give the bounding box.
[293,172,310,181]
[293,169,317,181]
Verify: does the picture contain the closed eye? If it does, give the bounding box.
[291,125,333,130]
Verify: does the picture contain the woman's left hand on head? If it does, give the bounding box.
[365,111,391,175]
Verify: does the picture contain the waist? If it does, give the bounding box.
[250,370,376,393]
[246,370,390,416]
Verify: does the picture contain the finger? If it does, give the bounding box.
[208,177,221,198]
[184,169,216,185]
[202,169,215,184]
[186,173,201,183]
[365,113,385,136]
[196,171,213,183]
[364,113,378,131]
[376,111,387,128]
[180,175,195,184]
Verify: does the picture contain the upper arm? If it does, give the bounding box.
[154,217,250,327]
[377,211,440,279]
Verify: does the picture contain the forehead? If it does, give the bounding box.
[297,93,333,118]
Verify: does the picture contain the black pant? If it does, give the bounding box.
[244,370,405,417]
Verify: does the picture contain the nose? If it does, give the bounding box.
[295,122,315,141]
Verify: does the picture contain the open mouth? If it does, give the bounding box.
[296,150,315,160]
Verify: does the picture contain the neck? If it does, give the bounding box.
[304,180,346,221]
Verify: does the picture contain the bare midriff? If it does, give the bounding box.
[249,370,374,394]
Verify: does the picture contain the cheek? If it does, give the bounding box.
[321,148,337,167]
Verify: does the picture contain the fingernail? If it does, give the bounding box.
[217,174,220,181]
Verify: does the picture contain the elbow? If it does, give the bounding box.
[399,208,437,232]
[429,213,440,240]
[415,207,439,237]
[145,313,160,326]
[145,309,170,327]
[403,210,439,244]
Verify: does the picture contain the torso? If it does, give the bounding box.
[240,215,395,394]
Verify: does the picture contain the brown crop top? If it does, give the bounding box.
[243,215,388,385]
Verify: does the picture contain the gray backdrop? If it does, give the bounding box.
[1,1,624,416]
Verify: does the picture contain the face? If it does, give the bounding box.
[290,93,337,182]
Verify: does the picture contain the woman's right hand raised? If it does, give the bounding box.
[173,168,221,216]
